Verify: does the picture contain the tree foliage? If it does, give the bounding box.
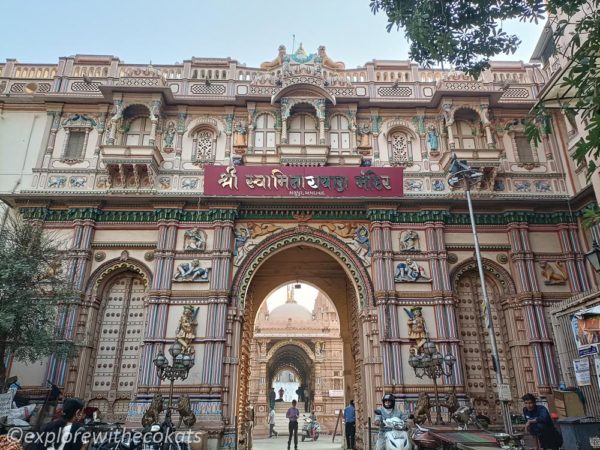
[371,0,600,219]
[0,217,78,388]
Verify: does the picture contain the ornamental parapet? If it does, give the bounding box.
[0,52,539,106]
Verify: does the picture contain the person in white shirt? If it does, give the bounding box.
[268,408,278,438]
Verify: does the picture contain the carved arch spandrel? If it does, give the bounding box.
[230,226,375,310]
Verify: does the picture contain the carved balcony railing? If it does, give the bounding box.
[100,145,163,189]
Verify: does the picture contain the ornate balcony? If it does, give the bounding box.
[100,145,163,189]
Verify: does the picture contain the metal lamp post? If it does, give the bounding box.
[585,239,600,273]
[408,338,456,425]
[447,154,512,434]
[153,341,195,426]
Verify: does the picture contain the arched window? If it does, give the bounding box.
[288,113,317,146]
[192,127,217,163]
[329,115,350,152]
[125,117,152,146]
[254,113,276,152]
[451,120,480,149]
[89,274,147,421]
[388,129,413,165]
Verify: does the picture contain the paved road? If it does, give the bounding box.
[253,435,345,450]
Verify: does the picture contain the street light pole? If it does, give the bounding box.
[448,155,513,435]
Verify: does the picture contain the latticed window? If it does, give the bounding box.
[254,114,276,152]
[515,135,535,163]
[389,131,412,165]
[194,129,216,162]
[329,115,350,152]
[64,131,86,159]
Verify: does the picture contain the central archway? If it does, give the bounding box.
[224,226,378,448]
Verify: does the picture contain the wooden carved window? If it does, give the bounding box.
[63,130,87,161]
[288,114,317,146]
[515,134,536,163]
[329,115,351,153]
[125,117,152,146]
[254,114,276,153]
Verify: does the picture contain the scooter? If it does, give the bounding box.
[374,410,413,450]
[300,415,320,442]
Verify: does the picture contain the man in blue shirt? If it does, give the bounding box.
[522,393,563,450]
[286,399,300,450]
[344,400,356,450]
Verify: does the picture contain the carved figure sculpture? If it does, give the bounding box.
[442,391,459,423]
[176,305,199,355]
[354,225,372,257]
[158,177,171,189]
[173,259,209,282]
[318,46,345,70]
[164,121,176,148]
[400,230,420,251]
[142,394,163,427]
[321,223,357,239]
[233,121,248,147]
[395,259,430,282]
[414,392,432,425]
[177,394,197,428]
[405,306,428,353]
[246,222,281,239]
[70,177,86,188]
[357,123,371,148]
[184,228,206,251]
[539,261,568,285]
[48,176,66,188]
[260,45,287,70]
[233,226,251,264]
[426,125,439,151]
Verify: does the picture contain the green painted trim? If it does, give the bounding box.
[20,206,577,225]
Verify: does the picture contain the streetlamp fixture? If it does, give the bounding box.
[153,341,195,427]
[408,337,456,425]
[585,239,600,273]
[447,154,512,434]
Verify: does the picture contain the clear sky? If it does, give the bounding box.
[1,0,545,68]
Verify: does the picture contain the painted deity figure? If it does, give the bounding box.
[357,123,371,148]
[400,230,420,251]
[174,259,209,282]
[427,125,439,151]
[354,225,371,257]
[164,121,176,148]
[394,258,428,282]
[233,121,247,147]
[406,306,428,353]
[184,228,206,251]
[176,305,198,354]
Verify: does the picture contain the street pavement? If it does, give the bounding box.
[253,435,344,450]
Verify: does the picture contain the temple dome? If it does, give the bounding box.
[269,303,312,321]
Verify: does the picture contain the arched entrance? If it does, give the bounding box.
[224,227,378,448]
[451,259,518,424]
[70,258,151,421]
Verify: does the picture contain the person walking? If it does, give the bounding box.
[269,387,276,409]
[344,400,356,450]
[522,393,563,450]
[268,408,278,438]
[303,387,310,412]
[286,399,300,450]
[279,387,285,402]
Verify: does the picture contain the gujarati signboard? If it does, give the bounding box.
[204,165,404,198]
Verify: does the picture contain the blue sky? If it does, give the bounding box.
[1,0,545,67]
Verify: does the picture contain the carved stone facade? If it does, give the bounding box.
[0,45,598,450]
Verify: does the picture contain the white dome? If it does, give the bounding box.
[269,303,312,321]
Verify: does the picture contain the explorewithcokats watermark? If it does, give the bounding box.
[6,427,204,447]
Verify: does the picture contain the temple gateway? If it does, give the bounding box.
[0,43,598,449]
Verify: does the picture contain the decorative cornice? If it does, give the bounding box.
[20,206,578,225]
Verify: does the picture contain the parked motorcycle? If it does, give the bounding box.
[300,415,320,442]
